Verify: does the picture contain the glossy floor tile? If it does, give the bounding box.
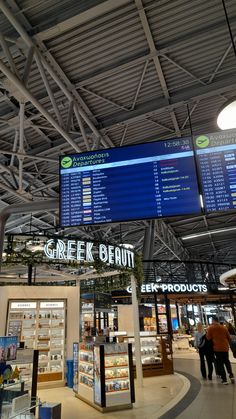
[37,349,236,419]
[38,374,185,419]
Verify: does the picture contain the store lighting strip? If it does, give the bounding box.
[182,226,236,240]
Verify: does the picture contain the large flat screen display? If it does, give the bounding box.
[60,137,201,227]
[195,129,236,212]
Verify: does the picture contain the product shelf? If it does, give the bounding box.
[79,371,94,379]
[106,388,129,393]
[105,364,128,368]
[104,352,128,356]
[79,360,94,365]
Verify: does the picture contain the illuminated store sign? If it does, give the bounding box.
[44,239,134,268]
[127,283,208,294]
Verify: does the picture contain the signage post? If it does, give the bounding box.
[131,274,143,388]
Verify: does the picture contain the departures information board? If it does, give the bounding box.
[195,130,236,212]
[60,137,201,227]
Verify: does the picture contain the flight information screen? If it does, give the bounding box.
[195,130,236,212]
[59,137,201,227]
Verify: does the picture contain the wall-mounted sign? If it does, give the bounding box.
[44,239,134,268]
[40,301,64,309]
[127,282,208,294]
[11,302,37,309]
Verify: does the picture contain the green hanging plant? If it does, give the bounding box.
[132,253,143,300]
[5,249,44,266]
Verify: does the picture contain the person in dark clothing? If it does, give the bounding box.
[207,316,234,385]
[226,321,236,358]
[195,323,214,380]
[226,322,236,336]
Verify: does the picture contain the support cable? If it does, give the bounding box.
[222,0,236,58]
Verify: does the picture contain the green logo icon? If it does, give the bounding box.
[195,135,210,148]
[61,156,73,168]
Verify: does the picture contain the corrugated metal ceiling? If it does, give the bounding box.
[0,0,236,263]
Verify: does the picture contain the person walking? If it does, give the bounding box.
[206,316,234,385]
[194,322,214,380]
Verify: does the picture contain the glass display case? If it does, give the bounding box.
[124,333,173,377]
[7,300,66,383]
[76,341,135,412]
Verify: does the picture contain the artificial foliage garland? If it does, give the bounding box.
[2,249,144,294]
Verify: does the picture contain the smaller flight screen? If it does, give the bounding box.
[195,129,236,212]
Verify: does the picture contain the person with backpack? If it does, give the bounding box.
[194,322,214,380]
[206,316,234,385]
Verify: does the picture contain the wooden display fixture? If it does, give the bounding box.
[133,337,173,378]
[38,372,63,382]
[7,299,66,387]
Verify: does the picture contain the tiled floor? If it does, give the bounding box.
[173,355,236,419]
[38,373,187,419]
[37,350,236,419]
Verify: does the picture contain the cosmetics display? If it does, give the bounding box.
[76,341,135,411]
[7,300,66,383]
[123,334,173,377]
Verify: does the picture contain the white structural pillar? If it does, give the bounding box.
[131,274,143,387]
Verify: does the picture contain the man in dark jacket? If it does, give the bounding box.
[207,316,234,385]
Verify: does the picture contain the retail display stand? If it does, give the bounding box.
[73,342,79,393]
[76,341,135,412]
[7,300,66,384]
[124,334,173,377]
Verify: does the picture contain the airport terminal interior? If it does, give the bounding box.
[0,0,236,418]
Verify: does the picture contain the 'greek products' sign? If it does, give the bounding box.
[127,282,208,294]
[44,239,134,268]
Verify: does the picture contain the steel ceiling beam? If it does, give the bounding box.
[0,59,81,152]
[135,0,181,137]
[35,0,131,42]
[100,74,236,129]
[0,0,111,148]
[208,35,236,83]
[155,219,189,261]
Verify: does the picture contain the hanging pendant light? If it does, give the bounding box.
[217,98,236,130]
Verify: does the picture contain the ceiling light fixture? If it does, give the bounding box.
[182,226,236,240]
[217,99,236,130]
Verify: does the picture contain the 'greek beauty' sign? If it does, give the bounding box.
[127,282,208,294]
[44,239,134,268]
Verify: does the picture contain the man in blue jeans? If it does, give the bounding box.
[207,316,234,385]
